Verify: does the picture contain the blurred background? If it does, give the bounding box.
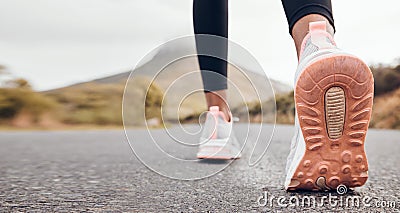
[0,0,399,130]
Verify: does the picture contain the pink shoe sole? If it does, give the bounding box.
[287,54,374,191]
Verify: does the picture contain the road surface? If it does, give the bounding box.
[0,124,399,212]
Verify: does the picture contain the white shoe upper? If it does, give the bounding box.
[197,106,241,159]
[284,21,340,189]
[284,114,306,188]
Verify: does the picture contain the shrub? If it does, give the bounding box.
[145,82,164,120]
[0,87,57,122]
[371,64,400,96]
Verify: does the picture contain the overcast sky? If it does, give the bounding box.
[0,0,399,91]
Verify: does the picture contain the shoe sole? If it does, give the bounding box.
[197,146,241,160]
[288,54,374,191]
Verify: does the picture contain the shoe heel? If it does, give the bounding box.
[290,54,374,191]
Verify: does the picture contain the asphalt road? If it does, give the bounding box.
[0,124,399,212]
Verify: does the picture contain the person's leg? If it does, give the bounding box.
[281,0,335,58]
[282,0,374,191]
[193,0,230,120]
[193,0,241,160]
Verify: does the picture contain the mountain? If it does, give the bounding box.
[45,43,292,125]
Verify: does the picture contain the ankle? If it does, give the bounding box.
[205,90,231,121]
[219,105,231,122]
[292,15,335,59]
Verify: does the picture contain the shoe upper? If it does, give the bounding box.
[199,106,232,145]
[295,21,338,85]
[299,21,336,61]
[285,21,339,187]
[197,106,241,158]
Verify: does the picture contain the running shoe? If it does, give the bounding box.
[285,21,374,191]
[197,106,242,160]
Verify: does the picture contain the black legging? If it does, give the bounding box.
[193,0,335,92]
